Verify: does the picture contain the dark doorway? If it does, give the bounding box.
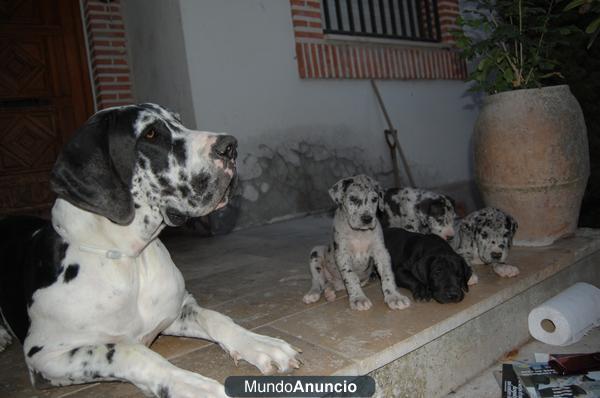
[0,0,94,216]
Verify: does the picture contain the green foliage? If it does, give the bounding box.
[564,0,600,47]
[453,0,583,94]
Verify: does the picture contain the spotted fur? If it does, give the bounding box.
[380,187,456,241]
[0,104,299,398]
[451,207,519,279]
[303,175,411,311]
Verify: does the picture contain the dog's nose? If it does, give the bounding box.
[445,234,454,241]
[213,135,238,160]
[361,215,373,224]
[445,291,461,302]
[491,252,502,260]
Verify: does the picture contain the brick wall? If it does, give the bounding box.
[81,0,134,110]
[290,0,466,80]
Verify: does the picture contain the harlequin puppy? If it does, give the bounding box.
[0,104,299,398]
[379,187,456,241]
[384,228,472,303]
[302,175,411,311]
[451,207,519,279]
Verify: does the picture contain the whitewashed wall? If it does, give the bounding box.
[124,0,480,227]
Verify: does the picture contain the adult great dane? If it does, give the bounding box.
[0,104,300,398]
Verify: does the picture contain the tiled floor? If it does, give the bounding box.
[1,216,599,397]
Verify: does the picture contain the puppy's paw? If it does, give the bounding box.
[384,292,411,310]
[324,288,336,302]
[0,326,12,352]
[493,264,519,278]
[349,295,372,311]
[467,273,479,285]
[168,369,227,398]
[414,285,432,301]
[302,291,321,304]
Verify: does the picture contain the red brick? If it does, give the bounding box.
[98,84,131,92]
[291,9,321,18]
[306,0,321,9]
[294,31,324,39]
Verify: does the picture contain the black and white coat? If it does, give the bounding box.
[302,175,411,311]
[379,187,456,241]
[451,207,519,280]
[0,104,299,398]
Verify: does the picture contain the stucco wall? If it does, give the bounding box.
[123,0,480,227]
[122,0,197,127]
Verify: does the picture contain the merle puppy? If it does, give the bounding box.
[384,228,472,303]
[380,187,456,241]
[452,207,519,279]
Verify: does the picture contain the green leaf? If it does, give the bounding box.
[586,16,600,34]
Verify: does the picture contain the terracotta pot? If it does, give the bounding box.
[474,85,589,246]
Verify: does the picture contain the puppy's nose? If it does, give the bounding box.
[491,252,502,260]
[361,215,373,224]
[445,234,455,241]
[445,291,461,301]
[213,135,238,160]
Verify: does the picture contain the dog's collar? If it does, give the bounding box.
[78,244,141,260]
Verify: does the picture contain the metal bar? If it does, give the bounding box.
[378,0,387,35]
[397,0,407,37]
[357,0,366,32]
[334,0,343,31]
[320,28,440,41]
[388,0,397,36]
[423,0,434,39]
[413,0,424,38]
[432,0,441,41]
[346,0,355,32]
[323,0,332,31]
[368,0,377,34]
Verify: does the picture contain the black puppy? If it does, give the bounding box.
[384,228,472,303]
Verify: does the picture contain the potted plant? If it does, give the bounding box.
[453,0,590,246]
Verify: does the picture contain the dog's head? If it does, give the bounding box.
[329,175,383,230]
[51,103,237,227]
[414,251,471,303]
[415,195,456,241]
[470,208,518,264]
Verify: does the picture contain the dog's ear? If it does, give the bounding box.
[505,213,518,247]
[328,177,354,206]
[51,109,138,225]
[416,198,446,218]
[413,256,434,285]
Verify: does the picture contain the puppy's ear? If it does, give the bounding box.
[416,198,446,218]
[505,214,518,247]
[413,256,434,285]
[461,258,472,292]
[328,177,354,206]
[51,109,137,225]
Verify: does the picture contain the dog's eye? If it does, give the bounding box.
[145,129,156,140]
[371,197,377,203]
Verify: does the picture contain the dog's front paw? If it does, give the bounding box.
[228,331,301,374]
[493,264,519,278]
[167,370,227,398]
[384,292,411,310]
[302,291,321,304]
[467,273,479,285]
[323,287,337,302]
[349,295,372,311]
[413,285,432,301]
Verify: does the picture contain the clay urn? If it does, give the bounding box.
[474,85,589,246]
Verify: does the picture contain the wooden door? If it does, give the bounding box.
[0,0,94,216]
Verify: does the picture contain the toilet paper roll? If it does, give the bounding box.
[528,282,600,346]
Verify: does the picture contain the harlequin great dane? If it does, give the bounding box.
[451,207,519,281]
[0,104,300,398]
[302,175,411,311]
[379,187,456,241]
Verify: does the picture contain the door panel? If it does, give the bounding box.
[0,0,93,216]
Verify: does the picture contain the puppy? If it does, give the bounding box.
[384,228,472,303]
[380,187,456,240]
[303,175,411,311]
[452,207,519,279]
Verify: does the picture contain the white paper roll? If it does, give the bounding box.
[528,282,600,346]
